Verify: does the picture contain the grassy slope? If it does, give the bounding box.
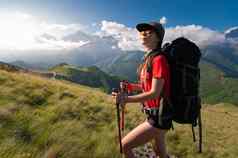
[0,70,118,158]
[0,70,237,158]
[167,103,238,158]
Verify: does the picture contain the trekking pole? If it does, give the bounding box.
[120,81,127,132]
[117,102,123,154]
[112,88,123,154]
[121,104,125,131]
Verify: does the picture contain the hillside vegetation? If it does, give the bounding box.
[200,61,238,105]
[49,63,121,93]
[7,59,238,105]
[0,70,237,158]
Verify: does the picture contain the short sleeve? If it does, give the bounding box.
[152,55,168,79]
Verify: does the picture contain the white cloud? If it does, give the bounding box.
[97,20,143,51]
[164,25,226,47]
[160,16,167,25]
[97,20,229,51]
[0,12,89,52]
[33,36,90,51]
[40,23,86,40]
[0,12,236,60]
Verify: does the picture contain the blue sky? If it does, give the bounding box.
[0,0,237,61]
[0,0,236,31]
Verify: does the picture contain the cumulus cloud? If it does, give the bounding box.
[0,12,236,60]
[164,25,226,47]
[97,20,229,51]
[97,20,143,51]
[34,35,90,51]
[160,16,167,25]
[0,12,89,52]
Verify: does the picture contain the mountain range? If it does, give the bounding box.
[5,27,238,104]
[9,27,238,78]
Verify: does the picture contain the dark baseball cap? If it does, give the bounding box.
[136,22,165,40]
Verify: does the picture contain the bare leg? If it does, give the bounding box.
[153,129,168,158]
[122,120,166,158]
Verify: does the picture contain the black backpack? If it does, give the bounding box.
[162,37,202,152]
[162,37,201,124]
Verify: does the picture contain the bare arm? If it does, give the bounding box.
[126,78,164,103]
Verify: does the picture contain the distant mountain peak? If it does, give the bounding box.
[0,61,24,72]
[225,27,238,34]
[63,30,93,42]
[225,27,238,39]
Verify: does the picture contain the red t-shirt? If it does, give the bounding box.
[140,55,171,108]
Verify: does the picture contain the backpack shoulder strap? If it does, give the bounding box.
[145,51,165,73]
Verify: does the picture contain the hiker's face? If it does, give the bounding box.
[138,29,159,51]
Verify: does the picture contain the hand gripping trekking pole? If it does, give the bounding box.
[112,88,123,154]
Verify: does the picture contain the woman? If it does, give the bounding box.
[112,22,172,158]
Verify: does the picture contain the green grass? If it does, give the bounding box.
[166,103,238,158]
[0,70,118,158]
[0,69,237,157]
